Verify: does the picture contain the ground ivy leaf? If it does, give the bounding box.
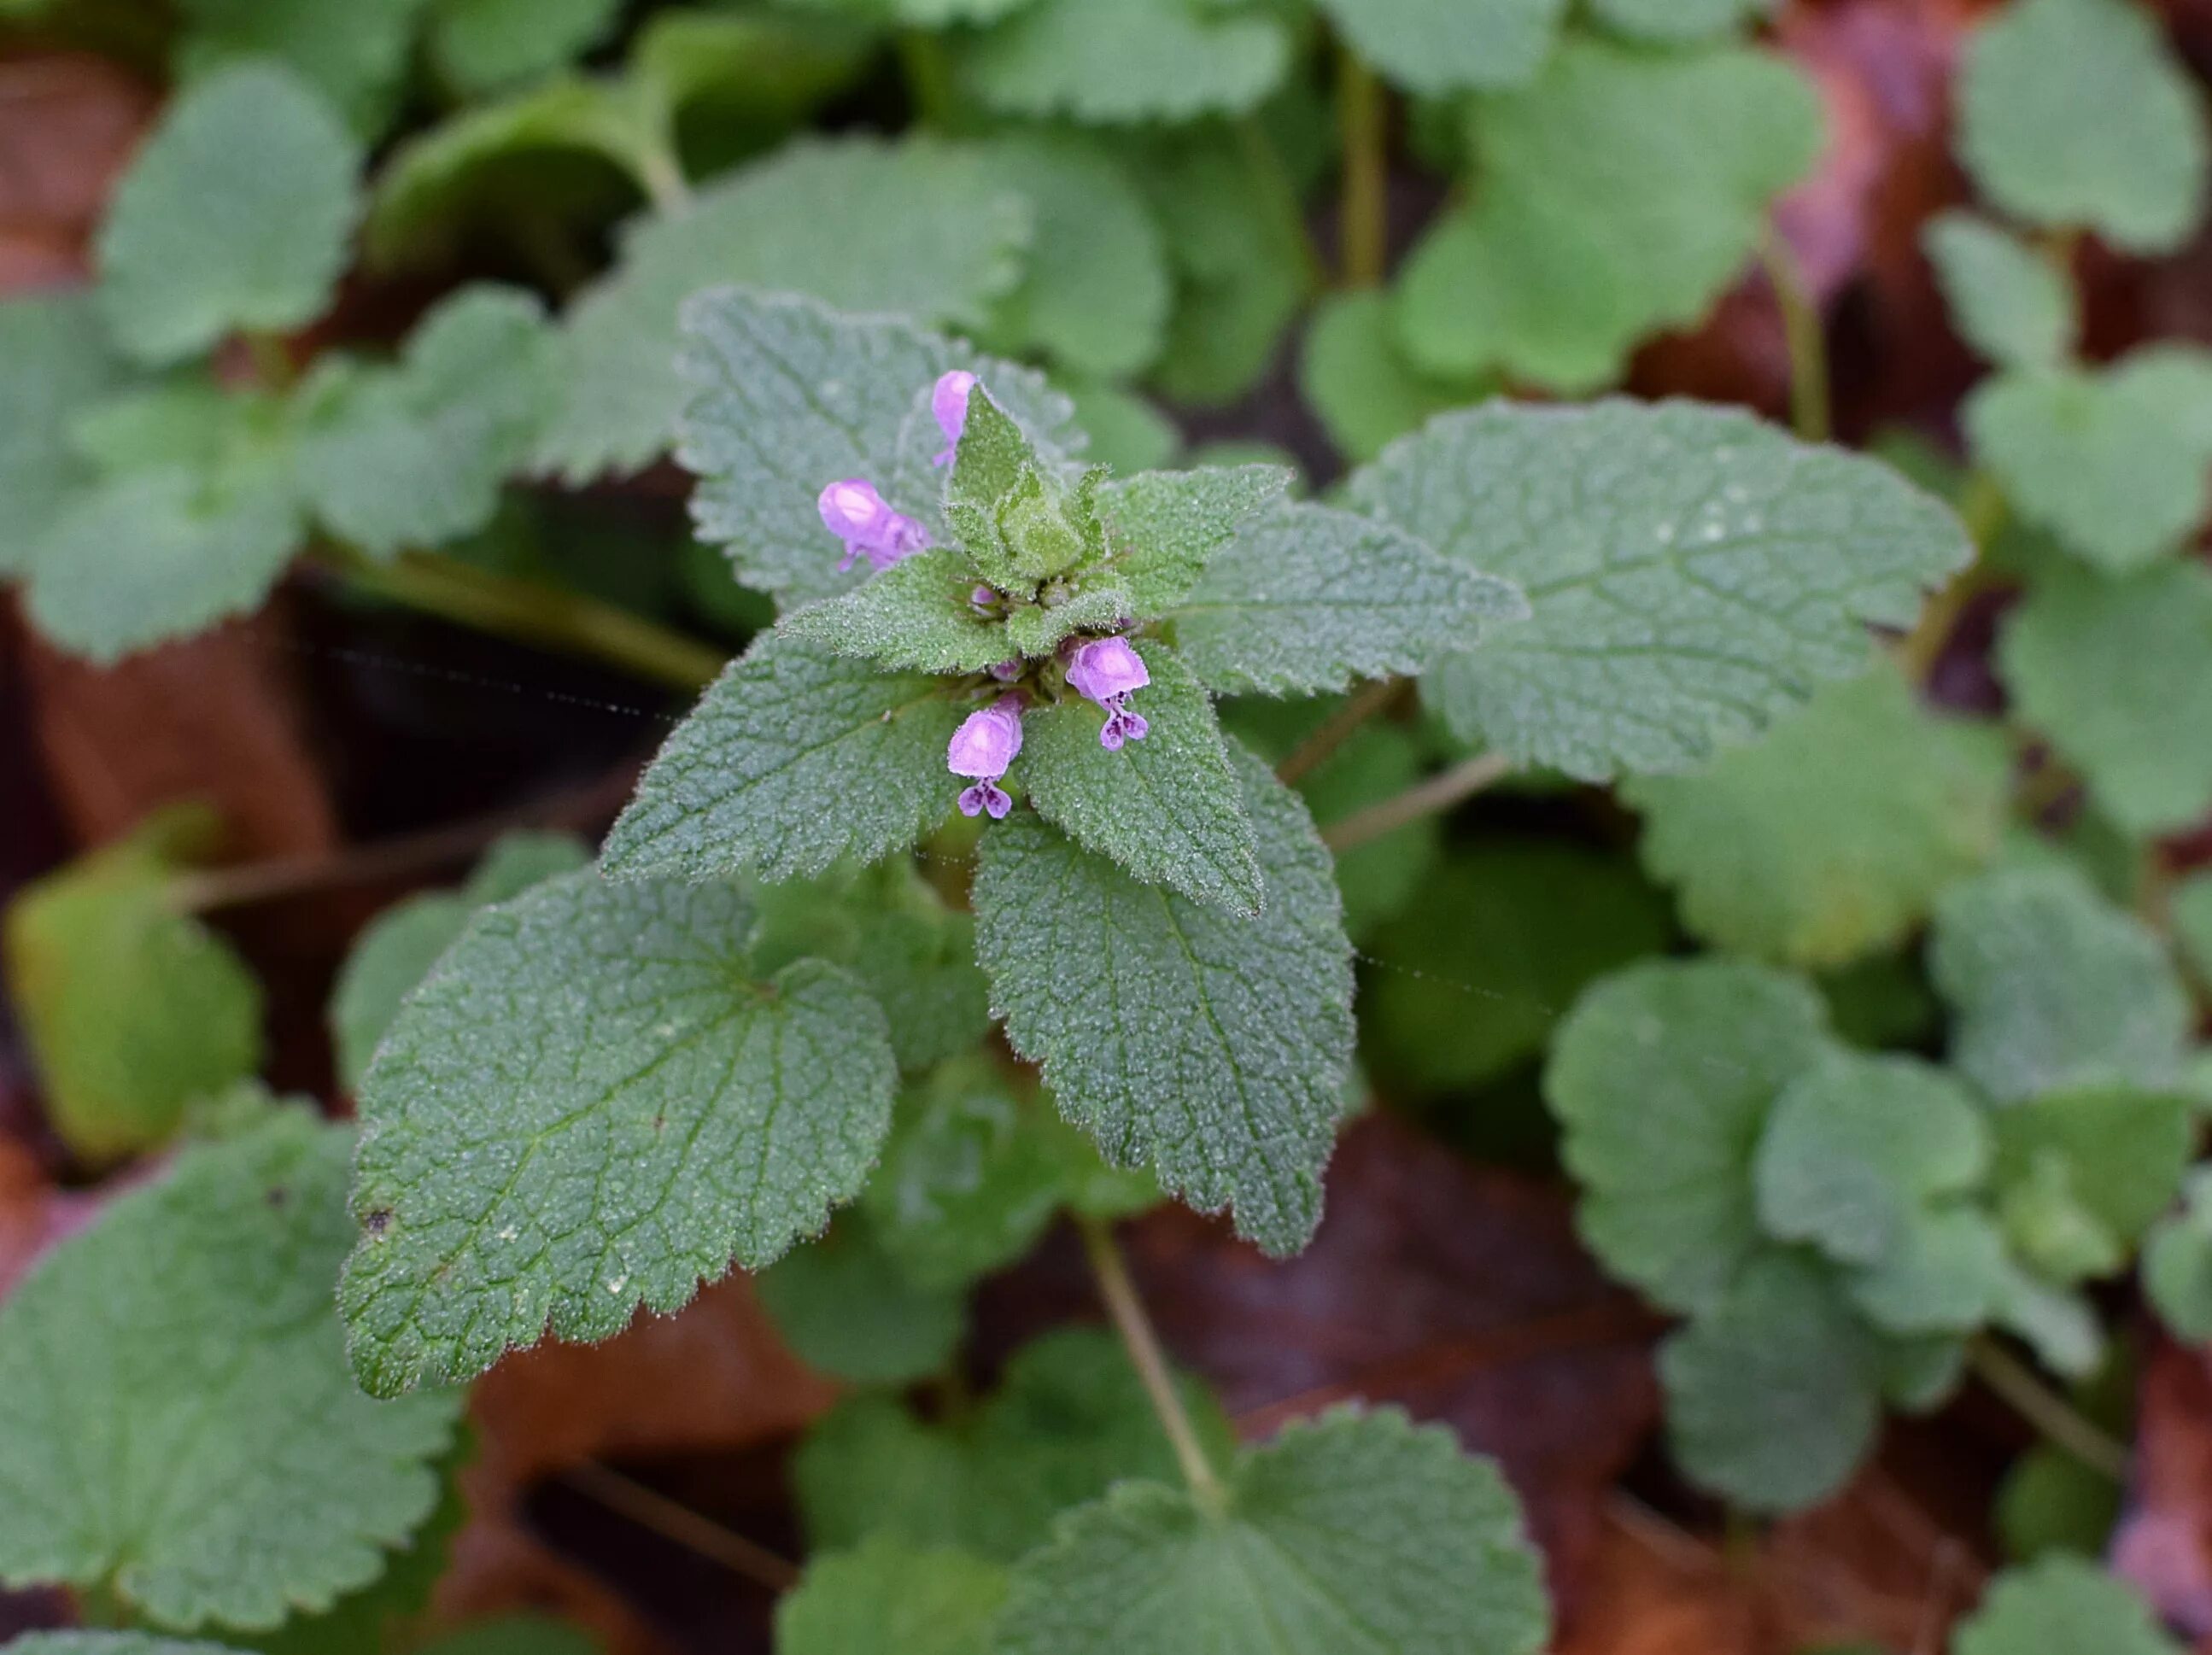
[1923,211,2078,371]
[1021,647,1261,915]
[1099,464,1291,615]
[1349,400,1972,781]
[601,633,963,884]
[1958,0,2209,254]
[776,1536,1006,1655]
[1998,559,2212,835]
[4,805,263,1162]
[425,0,623,96]
[1965,348,2212,572]
[1393,38,1822,391]
[538,137,1032,482]
[96,62,361,367]
[1623,666,2011,968]
[1955,1556,2184,1655]
[0,292,129,577]
[339,868,898,1395]
[329,832,588,1089]
[1166,499,1528,696]
[1589,0,1772,44]
[1753,1051,1991,1267]
[1546,956,1835,1315]
[295,285,552,558]
[1314,0,1565,94]
[0,1114,461,1629]
[1299,290,1495,467]
[974,741,1354,1255]
[1845,1205,2011,1336]
[676,289,1077,610]
[1659,1253,1881,1512]
[980,132,1171,378]
[1930,866,2193,1104]
[992,1406,1551,1655]
[755,1213,965,1385]
[1988,1085,2197,1283]
[961,0,1292,125]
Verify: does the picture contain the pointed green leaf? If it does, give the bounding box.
[339,868,898,1395]
[96,63,361,367]
[776,1536,1007,1655]
[962,0,1293,124]
[1998,559,2212,835]
[1313,0,1565,94]
[0,1114,462,1629]
[1966,348,2212,572]
[1349,399,1972,780]
[1959,0,2209,254]
[1623,666,2011,968]
[676,289,1077,609]
[1166,500,1528,695]
[1021,646,1261,915]
[539,138,1031,482]
[1546,957,1835,1314]
[1923,212,2078,370]
[1097,464,1291,614]
[602,633,963,884]
[1394,38,1821,390]
[780,548,1022,673]
[1930,866,2192,1104]
[974,742,1355,1255]
[992,1408,1550,1655]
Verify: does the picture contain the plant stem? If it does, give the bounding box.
[633,134,693,215]
[1236,115,1326,297]
[1076,1214,1228,1517]
[559,1459,799,1592]
[1761,228,1829,444]
[1336,43,1387,289]
[307,544,724,693]
[1277,677,1405,786]
[1894,469,2005,685]
[1966,1336,2129,1482]
[1321,751,1511,852]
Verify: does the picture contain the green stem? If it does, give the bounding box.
[1760,228,1829,444]
[1077,1214,1229,1517]
[1336,44,1387,289]
[1966,1336,2129,1482]
[560,1460,799,1591]
[308,544,724,693]
[633,137,693,215]
[1894,468,2005,685]
[1236,115,1325,296]
[1322,751,1511,852]
[1277,676,1404,786]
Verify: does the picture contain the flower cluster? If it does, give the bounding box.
[810,369,1156,825]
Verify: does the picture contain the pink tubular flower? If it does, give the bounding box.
[948,699,1023,820]
[932,370,977,466]
[818,477,928,572]
[1067,637,1150,751]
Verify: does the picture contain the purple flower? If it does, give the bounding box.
[1068,637,1151,750]
[948,698,1023,820]
[818,477,928,572]
[932,370,977,467]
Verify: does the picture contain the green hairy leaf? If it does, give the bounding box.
[170,0,424,138]
[1313,0,1566,95]
[340,868,898,1395]
[1167,500,1529,695]
[1965,348,2212,573]
[1624,666,2011,968]
[962,0,1293,124]
[97,62,361,366]
[992,1408,1551,1655]
[1349,400,1972,781]
[1923,211,2079,370]
[1930,866,2193,1105]
[1395,38,1822,391]
[0,1114,461,1629]
[676,289,1077,609]
[973,742,1355,1256]
[1998,559,2212,834]
[601,633,963,884]
[1953,1557,2184,1655]
[1958,0,2209,254]
[0,292,128,576]
[776,1537,1007,1655]
[1097,464,1291,614]
[538,138,1032,482]
[1021,646,1262,915]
